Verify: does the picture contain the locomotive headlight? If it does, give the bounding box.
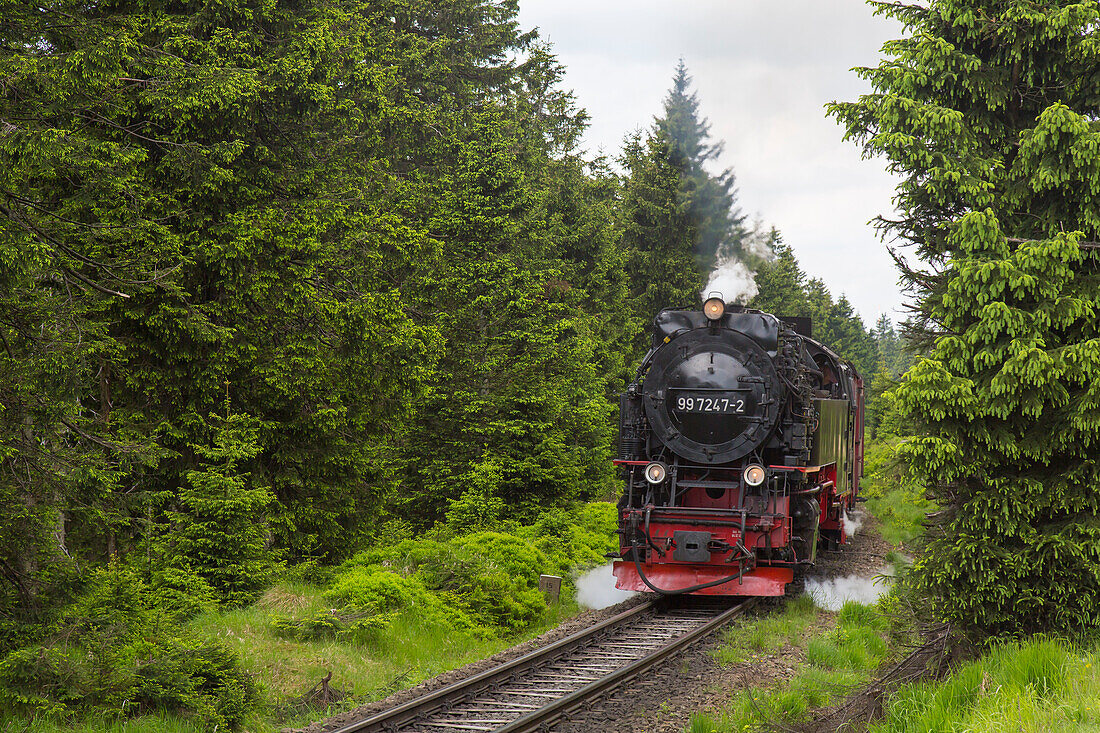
[743,464,767,487]
[644,461,669,485]
[703,297,726,321]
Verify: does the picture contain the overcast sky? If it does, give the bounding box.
[516,1,906,325]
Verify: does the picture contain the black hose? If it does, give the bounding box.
[631,554,748,595]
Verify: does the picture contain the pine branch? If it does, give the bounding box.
[1006,236,1100,249]
[62,268,131,299]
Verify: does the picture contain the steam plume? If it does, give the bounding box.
[703,258,757,304]
[700,217,774,305]
[804,567,894,611]
[842,510,864,537]
[575,563,637,609]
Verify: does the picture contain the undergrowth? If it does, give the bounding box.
[692,598,895,732]
[1,502,618,732]
[870,637,1100,733]
[0,566,258,731]
[860,436,934,545]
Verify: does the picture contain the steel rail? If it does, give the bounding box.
[493,598,755,733]
[328,601,657,733]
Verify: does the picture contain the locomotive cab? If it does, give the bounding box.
[612,301,864,596]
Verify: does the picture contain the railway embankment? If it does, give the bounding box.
[288,513,897,733]
[559,513,896,733]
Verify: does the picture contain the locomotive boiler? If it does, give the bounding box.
[610,298,864,596]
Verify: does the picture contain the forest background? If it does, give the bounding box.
[4,0,1066,729]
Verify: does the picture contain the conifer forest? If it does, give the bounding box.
[1,0,1099,730]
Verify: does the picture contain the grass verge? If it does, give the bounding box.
[192,581,582,730]
[2,502,618,732]
[1,582,581,733]
[871,636,1100,733]
[711,595,818,666]
[691,598,897,732]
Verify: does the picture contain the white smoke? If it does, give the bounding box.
[742,215,777,260]
[702,257,758,304]
[804,567,895,611]
[700,217,774,305]
[842,510,864,537]
[575,563,637,609]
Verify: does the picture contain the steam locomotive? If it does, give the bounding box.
[611,298,864,596]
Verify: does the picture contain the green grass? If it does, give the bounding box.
[0,713,217,733]
[697,599,894,732]
[187,582,514,706]
[3,580,581,733]
[711,595,818,666]
[805,603,889,672]
[864,489,932,546]
[860,436,935,546]
[188,580,579,730]
[871,637,1100,733]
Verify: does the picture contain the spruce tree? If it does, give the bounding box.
[749,235,811,319]
[167,410,277,607]
[824,296,878,379]
[380,16,624,527]
[655,60,749,275]
[870,314,914,377]
[619,132,703,325]
[619,61,748,346]
[831,0,1100,635]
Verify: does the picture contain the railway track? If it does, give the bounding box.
[326,597,755,733]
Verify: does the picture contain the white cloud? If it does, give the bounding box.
[517,0,908,323]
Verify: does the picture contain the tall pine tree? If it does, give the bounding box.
[378,14,625,528]
[619,61,748,350]
[750,236,878,378]
[831,0,1100,635]
[654,60,749,276]
[748,234,811,319]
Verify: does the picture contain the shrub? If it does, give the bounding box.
[325,567,486,636]
[130,638,257,728]
[0,566,258,729]
[516,502,618,579]
[330,502,617,637]
[148,566,219,622]
[271,611,345,642]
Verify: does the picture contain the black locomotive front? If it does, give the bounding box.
[612,298,864,596]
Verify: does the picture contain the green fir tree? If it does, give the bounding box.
[619,61,748,349]
[871,314,913,377]
[831,0,1100,635]
[168,409,277,607]
[654,59,749,276]
[380,14,624,527]
[749,234,812,320]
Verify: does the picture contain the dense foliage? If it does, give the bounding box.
[0,566,258,727]
[831,0,1100,635]
[0,0,627,723]
[0,0,906,724]
[323,502,618,638]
